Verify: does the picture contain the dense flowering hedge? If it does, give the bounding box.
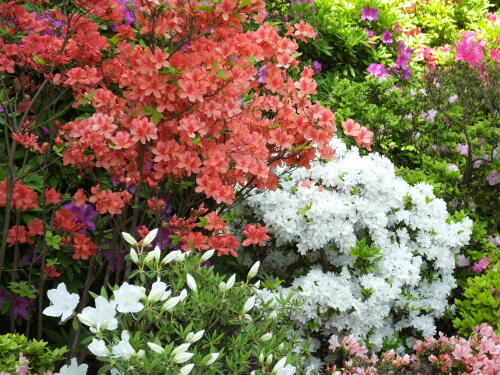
[0,0,341,338]
[243,139,472,348]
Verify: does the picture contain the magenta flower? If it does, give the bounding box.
[455,31,486,68]
[360,7,379,21]
[364,29,376,39]
[490,49,500,63]
[312,60,322,73]
[472,257,489,272]
[456,144,468,156]
[381,30,393,44]
[367,63,386,77]
[395,53,410,67]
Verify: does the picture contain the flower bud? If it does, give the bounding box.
[122,232,137,246]
[142,228,158,247]
[201,249,215,261]
[242,296,256,313]
[186,274,197,293]
[247,261,260,279]
[179,289,188,301]
[272,357,287,373]
[179,363,194,375]
[144,246,161,263]
[226,274,236,290]
[162,296,181,311]
[161,250,181,265]
[186,330,204,343]
[129,248,139,264]
[266,354,273,365]
[172,351,194,364]
[205,352,219,366]
[260,333,273,341]
[147,342,164,353]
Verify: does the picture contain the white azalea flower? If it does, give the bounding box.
[242,296,256,313]
[43,283,80,321]
[147,342,164,353]
[276,365,296,375]
[148,279,170,302]
[185,330,204,343]
[162,296,181,311]
[113,283,146,313]
[112,330,136,359]
[247,261,260,279]
[55,358,88,375]
[88,338,108,357]
[144,246,161,263]
[78,296,117,333]
[179,364,194,375]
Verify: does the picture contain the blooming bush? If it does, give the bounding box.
[241,139,472,348]
[0,333,67,374]
[325,323,500,375]
[42,230,309,374]
[0,0,337,338]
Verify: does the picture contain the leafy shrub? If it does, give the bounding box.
[240,139,472,350]
[325,323,500,374]
[453,266,500,335]
[42,230,309,375]
[0,333,67,374]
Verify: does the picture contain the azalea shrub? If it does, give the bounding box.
[0,0,337,338]
[0,333,67,374]
[453,266,500,336]
[325,323,500,375]
[239,139,472,351]
[42,230,309,374]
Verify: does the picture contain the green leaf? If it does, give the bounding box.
[194,5,213,11]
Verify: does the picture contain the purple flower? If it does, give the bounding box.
[381,30,393,44]
[456,144,468,156]
[0,105,4,112]
[117,0,136,25]
[457,254,470,267]
[367,63,387,77]
[101,250,126,272]
[473,160,483,168]
[257,67,268,83]
[395,53,410,67]
[10,297,30,320]
[412,131,420,139]
[312,60,322,73]
[128,184,137,194]
[400,66,412,80]
[364,29,376,39]
[447,164,459,172]
[448,95,458,103]
[52,20,64,28]
[22,247,41,265]
[361,7,379,21]
[421,109,438,123]
[488,235,500,246]
[472,257,489,272]
[0,288,7,309]
[487,171,500,186]
[156,227,173,250]
[63,200,99,231]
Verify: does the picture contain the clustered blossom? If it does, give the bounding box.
[325,324,499,375]
[455,31,486,69]
[245,139,472,347]
[360,7,379,21]
[341,119,374,150]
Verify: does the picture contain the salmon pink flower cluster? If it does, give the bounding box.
[326,324,499,375]
[341,119,374,151]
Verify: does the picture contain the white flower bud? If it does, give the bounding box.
[258,353,264,363]
[172,351,194,364]
[226,274,236,290]
[77,313,95,327]
[129,248,139,264]
[171,343,191,356]
[260,333,273,341]
[161,250,181,265]
[148,279,170,302]
[179,363,194,375]
[219,281,227,292]
[277,343,284,351]
[186,330,204,343]
[179,289,188,302]
[254,280,261,289]
[137,349,145,358]
[247,261,260,279]
[201,249,215,261]
[162,296,181,311]
[186,274,197,293]
[205,352,219,366]
[147,342,164,353]
[142,228,158,247]
[122,232,137,246]
[266,354,273,365]
[242,296,256,313]
[144,246,161,263]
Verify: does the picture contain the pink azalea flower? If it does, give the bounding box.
[447,164,459,172]
[367,63,386,77]
[456,144,468,156]
[360,7,379,21]
[490,49,500,63]
[472,257,489,272]
[381,30,393,44]
[487,171,500,186]
[457,254,470,267]
[455,31,486,68]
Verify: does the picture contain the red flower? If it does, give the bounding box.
[242,224,270,246]
[44,188,61,204]
[28,218,44,236]
[43,265,61,279]
[72,234,97,260]
[7,225,32,247]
